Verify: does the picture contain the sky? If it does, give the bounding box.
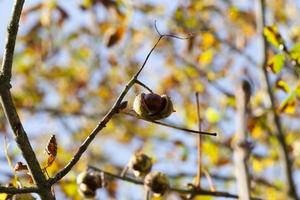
[1,0,300,199]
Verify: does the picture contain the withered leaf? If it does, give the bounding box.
[45,135,57,167]
[46,135,57,157]
[107,26,125,47]
[14,162,28,171]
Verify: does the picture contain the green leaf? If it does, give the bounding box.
[264,26,285,50]
[268,54,285,74]
[278,93,296,114]
[275,79,290,93]
[205,107,220,123]
[289,43,300,63]
[295,83,300,99]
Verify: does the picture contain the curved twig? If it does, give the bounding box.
[135,79,153,93]
[50,32,191,185]
[154,20,193,40]
[122,111,217,136]
[88,166,262,200]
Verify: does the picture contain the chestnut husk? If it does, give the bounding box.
[133,93,174,120]
[144,171,169,197]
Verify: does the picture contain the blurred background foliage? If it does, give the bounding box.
[1,0,300,199]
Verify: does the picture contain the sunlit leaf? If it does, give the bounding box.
[194,196,213,200]
[198,49,214,65]
[275,79,290,93]
[61,180,81,200]
[201,32,215,49]
[289,43,300,63]
[263,26,285,50]
[205,107,220,123]
[278,94,296,114]
[267,54,285,74]
[203,142,219,164]
[295,83,300,99]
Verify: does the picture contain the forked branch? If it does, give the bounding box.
[50,27,194,185]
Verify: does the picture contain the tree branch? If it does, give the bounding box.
[256,0,298,199]
[195,92,202,188]
[0,0,53,199]
[88,166,262,200]
[233,80,252,200]
[0,186,38,194]
[1,0,24,80]
[122,111,217,136]
[50,33,190,184]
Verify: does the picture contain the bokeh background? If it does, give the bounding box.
[1,0,300,199]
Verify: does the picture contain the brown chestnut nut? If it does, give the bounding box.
[133,93,174,120]
[144,171,169,197]
[77,171,103,198]
[128,152,152,177]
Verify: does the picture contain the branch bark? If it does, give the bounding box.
[0,0,54,199]
[256,0,298,199]
[88,166,262,200]
[233,80,252,200]
[0,186,38,194]
[1,0,24,80]
[49,35,167,184]
[122,111,217,136]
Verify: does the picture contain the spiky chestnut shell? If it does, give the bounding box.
[144,171,169,197]
[128,152,152,177]
[133,93,174,120]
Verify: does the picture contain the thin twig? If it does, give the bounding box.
[256,0,298,199]
[4,137,19,184]
[50,31,190,185]
[1,0,25,80]
[195,92,202,188]
[154,20,193,40]
[122,111,217,136]
[120,166,129,177]
[234,80,251,200]
[135,79,153,93]
[203,169,216,191]
[144,189,151,200]
[88,166,262,200]
[134,36,163,78]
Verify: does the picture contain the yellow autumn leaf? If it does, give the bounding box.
[268,54,285,74]
[201,32,215,49]
[278,94,296,114]
[251,125,264,140]
[203,142,219,164]
[198,49,214,65]
[275,80,290,93]
[205,107,220,123]
[263,26,285,50]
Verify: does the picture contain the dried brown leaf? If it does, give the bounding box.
[45,135,57,168]
[14,162,28,172]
